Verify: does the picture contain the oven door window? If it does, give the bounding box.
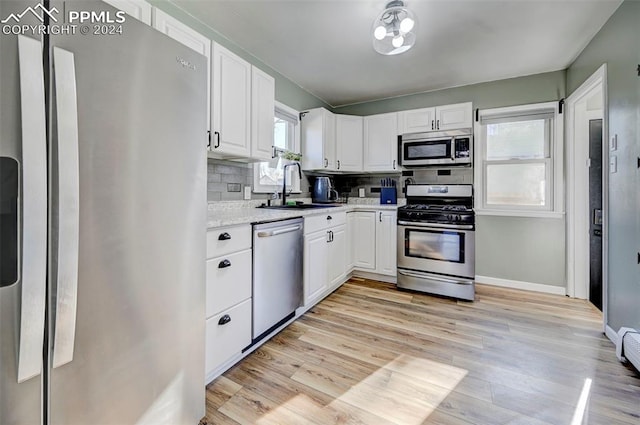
[404,228,465,263]
[404,139,451,161]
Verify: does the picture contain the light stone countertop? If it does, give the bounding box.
[206,198,405,229]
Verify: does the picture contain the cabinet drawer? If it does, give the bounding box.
[206,224,251,259]
[305,211,346,234]
[206,249,252,317]
[205,299,252,376]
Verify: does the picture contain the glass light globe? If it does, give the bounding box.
[374,25,387,41]
[372,0,417,55]
[400,17,414,33]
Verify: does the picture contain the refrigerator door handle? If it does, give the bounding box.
[51,47,80,369]
[16,35,48,383]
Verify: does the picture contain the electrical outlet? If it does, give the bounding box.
[227,183,241,192]
[244,186,251,200]
[609,155,617,173]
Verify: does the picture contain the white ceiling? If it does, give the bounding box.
[171,0,622,107]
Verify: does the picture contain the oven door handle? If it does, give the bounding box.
[398,269,474,284]
[398,220,474,231]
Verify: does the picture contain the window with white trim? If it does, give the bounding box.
[253,102,301,193]
[474,102,564,217]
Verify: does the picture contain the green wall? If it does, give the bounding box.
[148,1,329,111]
[333,70,566,115]
[566,0,640,331]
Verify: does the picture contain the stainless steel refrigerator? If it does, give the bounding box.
[0,1,207,423]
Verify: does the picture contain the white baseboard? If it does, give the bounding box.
[605,325,617,344]
[475,275,566,296]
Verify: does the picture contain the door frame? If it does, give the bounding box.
[565,64,608,327]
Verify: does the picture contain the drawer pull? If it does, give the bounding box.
[218,232,231,241]
[218,259,231,269]
[218,314,231,325]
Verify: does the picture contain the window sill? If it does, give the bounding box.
[475,209,565,219]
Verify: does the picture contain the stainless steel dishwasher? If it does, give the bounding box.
[252,218,303,342]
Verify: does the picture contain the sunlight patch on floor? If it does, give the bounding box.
[570,378,593,425]
[328,354,468,425]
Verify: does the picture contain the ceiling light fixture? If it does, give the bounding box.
[372,0,417,55]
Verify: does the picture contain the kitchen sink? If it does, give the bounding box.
[257,203,340,210]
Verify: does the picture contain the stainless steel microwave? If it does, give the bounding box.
[400,129,472,167]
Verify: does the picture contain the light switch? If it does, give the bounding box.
[609,155,617,173]
[610,134,617,151]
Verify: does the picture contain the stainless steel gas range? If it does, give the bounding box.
[396,184,475,301]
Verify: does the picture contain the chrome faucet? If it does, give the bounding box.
[282,162,301,206]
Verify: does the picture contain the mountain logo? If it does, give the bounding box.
[1,3,59,24]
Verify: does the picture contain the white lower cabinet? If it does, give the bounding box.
[375,210,397,276]
[351,211,376,270]
[328,225,346,286]
[347,209,397,277]
[205,224,252,381]
[205,299,252,376]
[304,229,329,306]
[303,212,347,306]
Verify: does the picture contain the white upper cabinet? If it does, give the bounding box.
[398,107,436,134]
[104,0,151,25]
[250,66,275,161]
[398,102,473,134]
[301,108,336,171]
[435,102,473,131]
[364,112,398,172]
[335,115,363,172]
[210,43,252,157]
[152,8,211,132]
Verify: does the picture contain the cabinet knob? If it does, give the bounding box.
[218,314,231,325]
[327,215,332,220]
[218,232,231,241]
[218,259,231,269]
[431,120,434,130]
[436,119,440,130]
[324,158,328,168]
[214,131,221,148]
[337,160,341,170]
[392,160,396,169]
[207,130,211,149]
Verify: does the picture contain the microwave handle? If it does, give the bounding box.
[451,138,456,161]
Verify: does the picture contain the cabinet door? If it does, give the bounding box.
[352,212,376,270]
[105,0,151,24]
[435,102,473,131]
[398,107,436,134]
[376,210,397,276]
[205,299,252,378]
[304,230,329,306]
[346,213,355,271]
[211,43,251,157]
[336,115,363,172]
[152,8,210,131]
[250,66,275,161]
[328,225,346,287]
[364,113,399,172]
[301,108,336,171]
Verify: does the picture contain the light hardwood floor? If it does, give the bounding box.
[203,278,640,425]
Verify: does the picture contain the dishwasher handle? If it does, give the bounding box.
[257,225,301,238]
